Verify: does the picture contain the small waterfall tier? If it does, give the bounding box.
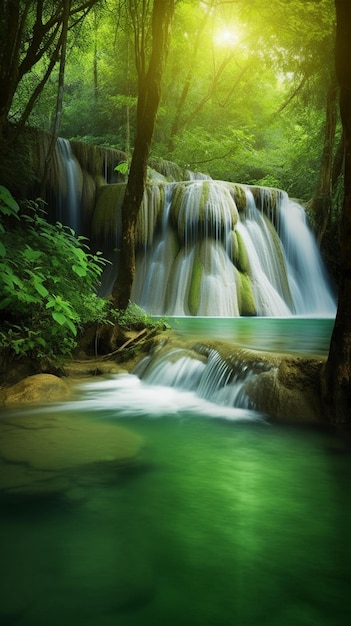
[93,179,336,317]
[134,342,269,415]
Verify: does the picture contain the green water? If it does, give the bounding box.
[159,316,335,355]
[1,399,351,626]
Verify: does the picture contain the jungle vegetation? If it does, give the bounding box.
[0,0,350,422]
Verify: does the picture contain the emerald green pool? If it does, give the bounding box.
[1,379,351,626]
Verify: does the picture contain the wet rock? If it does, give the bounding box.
[246,357,324,423]
[0,374,70,405]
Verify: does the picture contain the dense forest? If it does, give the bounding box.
[0,0,342,239]
[0,0,350,423]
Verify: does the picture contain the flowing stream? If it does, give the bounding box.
[1,320,351,626]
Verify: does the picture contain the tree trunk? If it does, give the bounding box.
[310,76,339,244]
[40,0,70,197]
[322,0,351,424]
[111,0,174,310]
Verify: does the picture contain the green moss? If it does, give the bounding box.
[230,183,247,212]
[238,272,256,316]
[91,184,125,244]
[234,230,250,274]
[188,246,203,316]
[228,230,238,264]
[200,180,210,215]
[136,183,164,246]
[169,181,189,230]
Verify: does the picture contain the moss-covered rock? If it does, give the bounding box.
[245,356,324,423]
[135,183,164,246]
[249,185,286,225]
[238,272,256,316]
[188,245,203,316]
[233,229,250,273]
[0,374,71,405]
[228,183,247,212]
[170,181,239,244]
[91,183,125,246]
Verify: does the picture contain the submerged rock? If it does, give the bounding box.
[0,412,143,496]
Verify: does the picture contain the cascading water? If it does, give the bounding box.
[277,197,336,314]
[133,342,269,418]
[128,180,336,317]
[56,138,81,233]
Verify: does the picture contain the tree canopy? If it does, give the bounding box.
[1,0,337,202]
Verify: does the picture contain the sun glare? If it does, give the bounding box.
[214,28,239,47]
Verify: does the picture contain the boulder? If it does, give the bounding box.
[0,373,70,405]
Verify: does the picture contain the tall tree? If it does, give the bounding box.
[111,0,175,310]
[322,0,351,424]
[41,0,71,195]
[0,0,98,144]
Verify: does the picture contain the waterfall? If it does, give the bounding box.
[133,342,267,416]
[56,138,81,233]
[277,198,336,315]
[128,180,336,317]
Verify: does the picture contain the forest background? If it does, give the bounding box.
[0,0,350,423]
[1,0,341,256]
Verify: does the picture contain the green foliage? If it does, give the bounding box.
[114,161,129,175]
[0,189,113,365]
[115,303,168,332]
[13,0,337,205]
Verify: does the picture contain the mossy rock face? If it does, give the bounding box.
[238,272,256,316]
[149,157,186,182]
[245,357,324,423]
[233,229,250,274]
[188,244,203,316]
[136,183,164,247]
[170,181,239,244]
[91,183,125,245]
[249,185,286,225]
[227,230,239,263]
[228,183,247,212]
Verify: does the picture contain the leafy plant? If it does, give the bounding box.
[114,161,129,175]
[116,303,168,332]
[0,188,114,365]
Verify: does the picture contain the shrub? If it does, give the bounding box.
[0,186,114,365]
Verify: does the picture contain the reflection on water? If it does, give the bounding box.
[1,375,351,626]
[159,316,335,356]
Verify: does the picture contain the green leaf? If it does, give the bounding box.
[0,241,6,257]
[0,185,20,216]
[34,281,49,297]
[52,311,66,325]
[22,246,42,262]
[65,318,77,336]
[114,161,129,175]
[72,264,87,277]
